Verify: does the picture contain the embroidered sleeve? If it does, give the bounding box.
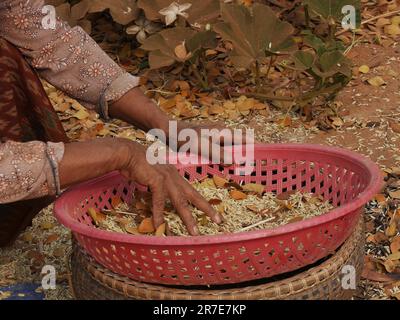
[0,0,139,118]
[0,141,65,203]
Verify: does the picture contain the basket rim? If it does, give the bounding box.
[54,143,382,246]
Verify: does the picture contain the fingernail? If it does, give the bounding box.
[214,215,222,224]
[193,226,199,235]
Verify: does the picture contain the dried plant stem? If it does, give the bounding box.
[371,113,400,118]
[191,63,208,90]
[102,209,137,216]
[145,89,176,96]
[344,32,362,56]
[336,9,400,36]
[328,20,337,42]
[304,4,310,29]
[265,56,276,81]
[238,217,277,232]
[255,60,262,93]
[234,82,343,104]
[362,9,400,25]
[266,0,286,8]
[199,51,210,89]
[232,92,295,102]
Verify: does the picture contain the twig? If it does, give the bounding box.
[344,32,361,56]
[336,9,400,36]
[145,89,176,96]
[266,0,286,9]
[255,60,262,93]
[232,82,343,104]
[239,217,277,232]
[361,9,400,26]
[102,209,137,216]
[191,63,208,90]
[231,92,296,102]
[371,113,400,118]
[304,4,310,29]
[265,56,275,82]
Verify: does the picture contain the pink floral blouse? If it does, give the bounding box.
[0,0,140,203]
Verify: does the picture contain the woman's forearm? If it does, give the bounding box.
[58,138,129,189]
[109,87,171,134]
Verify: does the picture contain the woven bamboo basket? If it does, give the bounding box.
[70,217,365,300]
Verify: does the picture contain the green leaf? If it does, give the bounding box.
[304,0,361,24]
[319,50,345,72]
[213,3,296,68]
[302,33,325,53]
[312,50,352,79]
[292,51,315,70]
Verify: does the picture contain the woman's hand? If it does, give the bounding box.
[174,121,253,164]
[59,138,222,235]
[109,88,251,163]
[119,141,222,235]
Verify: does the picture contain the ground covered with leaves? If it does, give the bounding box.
[1,0,400,300]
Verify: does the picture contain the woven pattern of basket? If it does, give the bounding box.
[56,144,380,285]
[70,217,365,300]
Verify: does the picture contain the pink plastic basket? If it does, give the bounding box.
[54,144,381,286]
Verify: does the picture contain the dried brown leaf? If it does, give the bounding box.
[40,221,54,230]
[208,198,223,205]
[111,196,122,209]
[386,221,398,237]
[246,205,260,213]
[276,190,296,201]
[138,218,155,234]
[124,226,139,235]
[389,120,400,134]
[361,267,398,283]
[389,190,400,199]
[44,234,59,245]
[88,207,106,225]
[390,236,400,254]
[374,193,387,203]
[242,183,265,194]
[288,216,304,224]
[155,223,166,236]
[213,175,229,188]
[230,190,247,200]
[224,182,243,190]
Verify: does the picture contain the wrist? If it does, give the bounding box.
[113,138,133,171]
[109,87,172,133]
[151,110,171,134]
[113,138,147,173]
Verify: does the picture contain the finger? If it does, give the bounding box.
[184,183,222,224]
[150,183,166,229]
[167,186,199,236]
